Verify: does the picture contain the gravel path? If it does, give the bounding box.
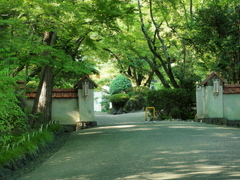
[95,111,146,125]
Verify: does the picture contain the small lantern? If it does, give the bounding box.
[82,81,89,98]
[213,79,219,97]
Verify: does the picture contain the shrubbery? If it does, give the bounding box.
[109,74,132,95]
[0,74,28,147]
[0,122,62,176]
[108,75,150,114]
[126,86,149,97]
[109,93,130,106]
[146,88,196,120]
[123,94,145,112]
[100,95,110,112]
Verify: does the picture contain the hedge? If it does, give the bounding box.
[146,88,196,120]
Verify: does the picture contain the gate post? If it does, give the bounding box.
[145,107,156,122]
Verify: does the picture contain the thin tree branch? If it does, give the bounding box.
[70,37,85,58]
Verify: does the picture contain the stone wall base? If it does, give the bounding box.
[62,125,76,132]
[76,121,97,131]
[197,118,240,127]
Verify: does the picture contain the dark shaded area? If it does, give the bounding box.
[2,132,71,180]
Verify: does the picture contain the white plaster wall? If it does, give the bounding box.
[25,98,79,125]
[196,86,204,118]
[223,94,240,120]
[52,98,79,124]
[204,86,223,118]
[78,89,94,122]
[94,92,102,112]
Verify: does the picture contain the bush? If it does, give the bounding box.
[109,74,132,95]
[0,122,62,173]
[123,95,145,112]
[127,86,150,97]
[146,88,196,120]
[0,74,27,147]
[109,93,130,106]
[100,95,110,112]
[109,93,130,114]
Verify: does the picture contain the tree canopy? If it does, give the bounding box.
[0,0,239,136]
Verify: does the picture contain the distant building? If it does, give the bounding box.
[94,92,103,112]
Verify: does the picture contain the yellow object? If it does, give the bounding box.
[145,107,156,121]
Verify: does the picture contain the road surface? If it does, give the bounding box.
[19,112,240,179]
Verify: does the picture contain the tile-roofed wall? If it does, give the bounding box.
[200,71,226,85]
[74,76,98,89]
[223,84,240,94]
[26,89,78,98]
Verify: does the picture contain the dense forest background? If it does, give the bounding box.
[0,0,239,141]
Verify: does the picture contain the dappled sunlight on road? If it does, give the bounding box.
[77,131,103,135]
[98,125,137,129]
[168,125,211,130]
[118,172,187,180]
[119,127,156,131]
[117,159,240,180]
[20,113,240,180]
[210,132,240,138]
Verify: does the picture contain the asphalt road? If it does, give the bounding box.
[19,112,240,180]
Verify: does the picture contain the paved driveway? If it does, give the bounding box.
[19,112,240,179]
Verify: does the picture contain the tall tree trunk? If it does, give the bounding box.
[148,0,179,88]
[30,32,56,126]
[38,65,53,123]
[142,56,171,88]
[138,0,179,88]
[237,5,240,82]
[190,0,193,18]
[144,70,154,87]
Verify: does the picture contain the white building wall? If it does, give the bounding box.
[78,89,94,122]
[223,94,240,120]
[204,86,223,118]
[196,86,204,118]
[94,92,102,112]
[25,98,79,125]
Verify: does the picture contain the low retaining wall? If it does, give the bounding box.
[76,121,97,130]
[197,118,240,127]
[62,122,97,132]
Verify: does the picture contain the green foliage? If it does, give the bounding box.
[123,94,145,112]
[0,129,53,168]
[109,93,130,106]
[100,95,110,112]
[175,72,201,90]
[0,72,27,146]
[127,86,150,97]
[146,88,196,120]
[109,74,132,95]
[0,122,62,169]
[189,1,240,83]
[124,86,150,112]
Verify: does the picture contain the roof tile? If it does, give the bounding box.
[200,71,226,85]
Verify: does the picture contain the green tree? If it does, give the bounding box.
[189,1,240,83]
[136,0,203,88]
[0,71,27,145]
[109,74,132,95]
[0,0,135,126]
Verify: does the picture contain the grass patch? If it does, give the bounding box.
[0,122,62,169]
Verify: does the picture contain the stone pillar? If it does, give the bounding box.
[78,87,94,122]
[196,85,204,119]
[74,76,98,129]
